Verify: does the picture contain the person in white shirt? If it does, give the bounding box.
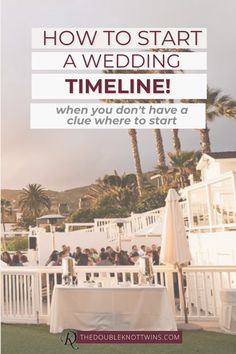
[139,245,146,257]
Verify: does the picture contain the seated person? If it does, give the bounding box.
[11,254,23,266]
[21,254,29,266]
[96,252,113,266]
[1,251,12,266]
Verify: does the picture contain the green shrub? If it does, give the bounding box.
[2,236,28,252]
[70,206,130,223]
[134,190,167,213]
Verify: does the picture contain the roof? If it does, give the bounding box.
[206,151,236,159]
[197,151,236,170]
[37,214,65,220]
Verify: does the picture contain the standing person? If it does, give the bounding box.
[145,247,153,258]
[151,244,160,265]
[130,252,140,284]
[90,248,99,263]
[130,244,138,257]
[62,244,67,252]
[117,250,132,265]
[57,248,68,266]
[130,252,140,266]
[96,248,105,264]
[139,245,146,257]
[45,250,59,266]
[73,247,81,262]
[84,248,94,266]
[153,246,162,285]
[66,246,73,257]
[106,246,116,264]
[73,247,88,266]
[116,250,132,282]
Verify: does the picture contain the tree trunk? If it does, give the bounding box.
[1,209,6,236]
[128,129,144,196]
[200,125,211,153]
[154,129,166,166]
[172,129,181,153]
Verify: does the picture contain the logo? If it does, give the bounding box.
[60,329,79,350]
[60,329,182,347]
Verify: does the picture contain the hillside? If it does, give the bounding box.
[1,170,157,214]
[1,185,92,213]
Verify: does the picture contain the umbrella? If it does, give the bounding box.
[160,189,191,323]
[37,214,65,223]
[36,214,65,250]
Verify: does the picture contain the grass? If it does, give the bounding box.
[1,324,236,354]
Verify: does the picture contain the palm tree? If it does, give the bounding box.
[183,87,236,153]
[201,88,236,153]
[19,184,51,220]
[154,129,166,166]
[86,171,139,210]
[150,49,191,152]
[101,77,145,196]
[128,129,144,196]
[168,97,182,153]
[1,198,11,235]
[102,170,137,188]
[172,128,181,153]
[168,150,200,189]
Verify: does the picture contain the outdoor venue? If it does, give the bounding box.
[2,1,236,353]
[1,152,236,339]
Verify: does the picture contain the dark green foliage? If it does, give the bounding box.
[70,206,130,222]
[2,236,28,251]
[19,184,51,219]
[134,190,167,213]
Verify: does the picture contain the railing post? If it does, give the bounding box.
[206,184,214,231]
[34,271,40,324]
[232,172,236,222]
[186,190,193,229]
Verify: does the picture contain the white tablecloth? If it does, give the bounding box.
[220,289,236,334]
[50,285,177,333]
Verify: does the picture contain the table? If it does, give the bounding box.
[50,285,177,333]
[220,289,236,334]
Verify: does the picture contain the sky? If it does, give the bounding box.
[1,0,236,191]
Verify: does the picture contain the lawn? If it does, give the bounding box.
[1,324,236,354]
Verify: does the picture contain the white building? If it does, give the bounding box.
[196,151,236,182]
[182,151,236,266]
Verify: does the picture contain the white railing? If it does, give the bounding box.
[130,208,164,234]
[63,208,165,241]
[99,208,165,243]
[94,219,116,232]
[1,265,235,324]
[64,223,94,233]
